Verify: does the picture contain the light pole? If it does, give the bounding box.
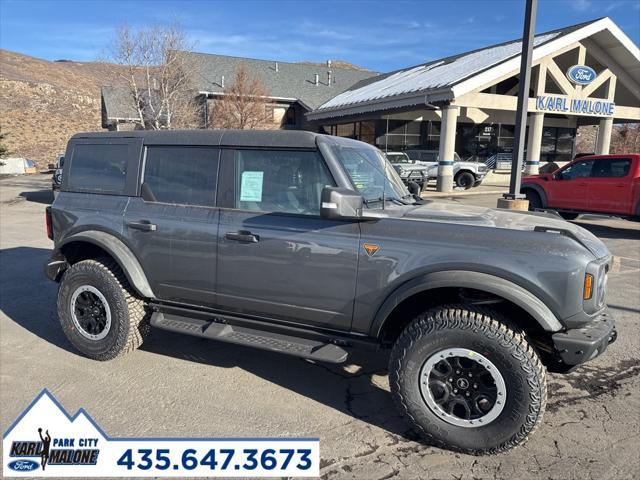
[498,0,538,210]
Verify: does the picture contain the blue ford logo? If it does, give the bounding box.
[567,65,596,85]
[8,459,39,471]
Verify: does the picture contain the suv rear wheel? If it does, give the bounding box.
[57,259,150,360]
[389,305,546,454]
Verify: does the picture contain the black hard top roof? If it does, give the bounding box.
[71,129,324,149]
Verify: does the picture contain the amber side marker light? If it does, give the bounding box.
[583,273,594,300]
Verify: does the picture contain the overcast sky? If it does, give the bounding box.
[1,0,639,71]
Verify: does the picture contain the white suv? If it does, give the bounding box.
[404,150,488,189]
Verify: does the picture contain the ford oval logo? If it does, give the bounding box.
[8,459,39,471]
[567,65,597,85]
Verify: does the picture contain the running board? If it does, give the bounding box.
[150,312,349,364]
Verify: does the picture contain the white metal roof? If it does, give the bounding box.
[318,32,560,111]
[308,17,640,121]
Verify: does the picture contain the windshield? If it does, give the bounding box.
[329,143,409,205]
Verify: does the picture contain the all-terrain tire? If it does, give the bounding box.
[389,304,547,455]
[559,212,580,220]
[523,189,542,210]
[455,171,475,189]
[57,258,150,361]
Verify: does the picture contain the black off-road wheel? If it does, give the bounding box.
[389,305,547,454]
[455,171,475,190]
[523,189,542,211]
[57,259,151,361]
[559,212,580,220]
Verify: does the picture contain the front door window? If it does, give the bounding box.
[234,149,335,215]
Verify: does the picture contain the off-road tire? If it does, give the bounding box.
[559,212,580,220]
[455,171,475,189]
[389,305,547,455]
[523,189,542,211]
[57,258,150,361]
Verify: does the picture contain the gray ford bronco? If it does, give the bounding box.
[45,130,616,454]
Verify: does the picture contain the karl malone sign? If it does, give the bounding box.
[536,64,615,117]
[536,95,615,117]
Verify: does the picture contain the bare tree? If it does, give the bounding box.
[612,123,640,154]
[210,63,275,130]
[110,23,198,129]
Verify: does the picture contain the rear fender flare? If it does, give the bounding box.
[371,270,563,338]
[56,231,154,299]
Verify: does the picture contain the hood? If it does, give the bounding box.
[399,201,609,258]
[392,162,428,171]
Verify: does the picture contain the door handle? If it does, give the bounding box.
[127,220,157,232]
[577,183,588,186]
[226,230,259,243]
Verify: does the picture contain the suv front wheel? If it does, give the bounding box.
[389,305,546,454]
[455,171,475,189]
[57,259,150,361]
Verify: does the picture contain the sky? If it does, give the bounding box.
[1,0,639,72]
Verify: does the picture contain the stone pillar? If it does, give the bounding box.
[596,117,613,155]
[524,112,544,175]
[436,105,459,192]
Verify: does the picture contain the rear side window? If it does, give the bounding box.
[143,146,219,207]
[591,159,631,178]
[68,144,128,193]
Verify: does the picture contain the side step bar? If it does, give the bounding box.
[150,312,349,364]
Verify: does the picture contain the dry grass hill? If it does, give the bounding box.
[0,49,129,168]
[0,50,373,169]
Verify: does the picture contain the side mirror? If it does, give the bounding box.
[320,187,363,220]
[553,172,562,180]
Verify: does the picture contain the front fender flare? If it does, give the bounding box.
[55,231,154,299]
[371,270,563,338]
[521,182,548,207]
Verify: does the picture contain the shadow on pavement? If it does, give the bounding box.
[1,246,415,441]
[19,189,54,205]
[0,247,78,355]
[573,220,640,241]
[140,329,415,440]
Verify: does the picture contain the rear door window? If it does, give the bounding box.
[143,146,219,207]
[591,159,631,178]
[67,144,129,193]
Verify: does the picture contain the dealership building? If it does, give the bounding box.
[102,17,639,190]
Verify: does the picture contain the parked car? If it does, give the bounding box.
[521,154,640,220]
[404,149,488,189]
[46,130,616,454]
[384,152,429,191]
[51,153,64,197]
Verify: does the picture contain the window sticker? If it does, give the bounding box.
[240,171,264,202]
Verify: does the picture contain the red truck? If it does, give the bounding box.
[521,154,640,220]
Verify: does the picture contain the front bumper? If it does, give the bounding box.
[552,310,616,366]
[401,172,427,184]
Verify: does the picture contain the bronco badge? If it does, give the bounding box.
[363,243,380,257]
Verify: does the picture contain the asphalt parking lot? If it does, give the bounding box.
[1,174,639,480]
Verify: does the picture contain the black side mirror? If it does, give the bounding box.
[553,173,562,180]
[320,187,363,220]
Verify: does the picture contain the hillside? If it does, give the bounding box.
[0,50,128,168]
